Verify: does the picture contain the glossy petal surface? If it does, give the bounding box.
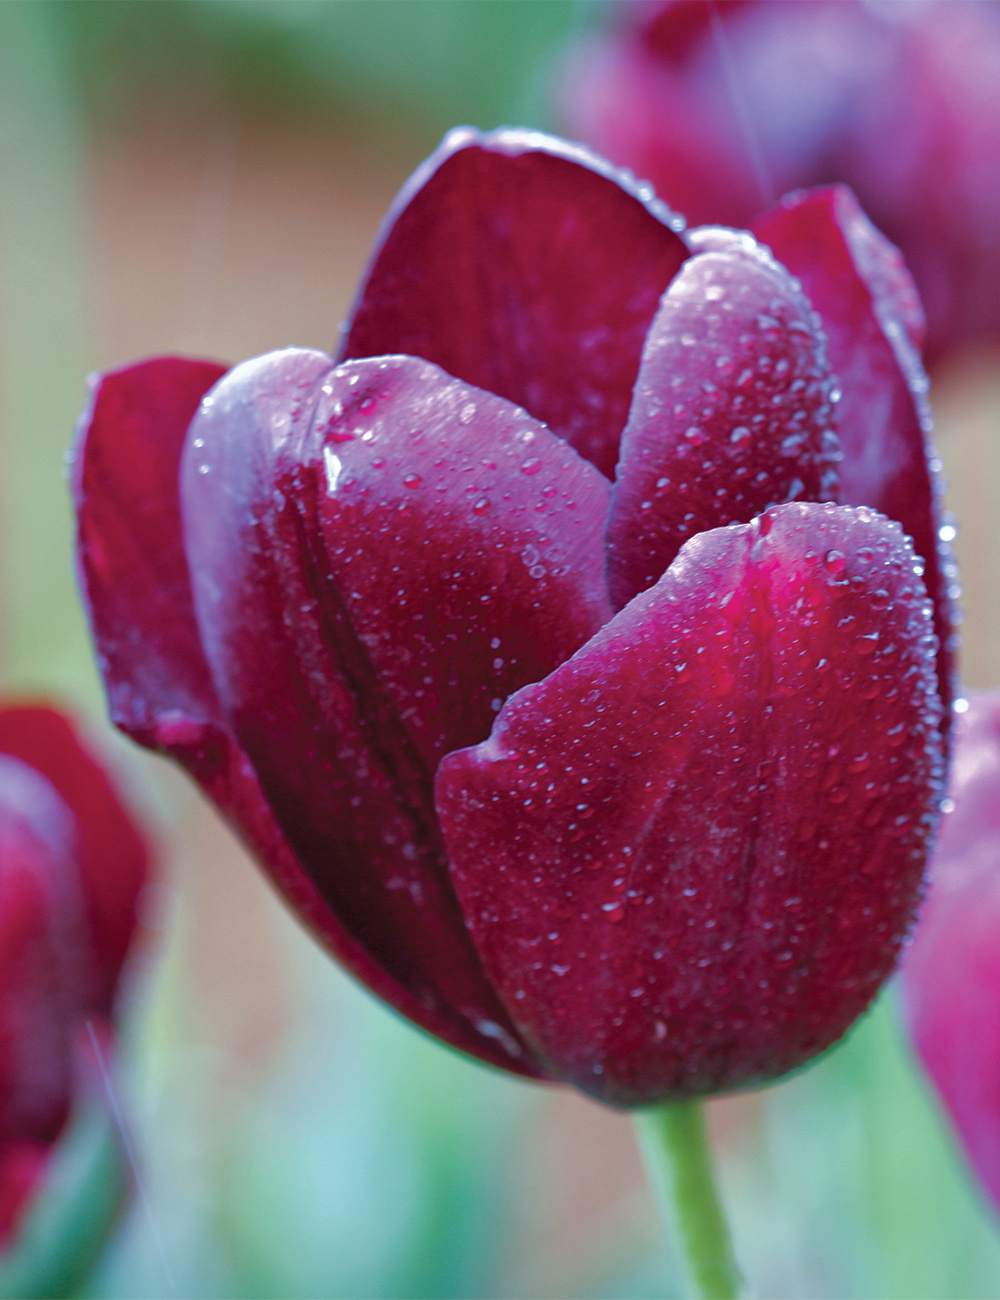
[606,238,839,607]
[183,349,613,1075]
[902,693,1000,1215]
[752,187,956,716]
[340,127,689,477]
[0,709,147,1015]
[438,503,945,1105]
[73,354,548,1074]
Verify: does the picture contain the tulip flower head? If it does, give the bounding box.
[559,0,1000,364]
[0,707,147,1245]
[74,128,951,1107]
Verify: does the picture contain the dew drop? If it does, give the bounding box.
[824,550,847,574]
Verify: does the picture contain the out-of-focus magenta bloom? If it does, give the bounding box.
[0,707,147,1244]
[902,693,1000,1215]
[74,128,951,1106]
[559,0,1000,363]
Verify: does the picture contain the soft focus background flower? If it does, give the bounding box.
[3,2,1000,1297]
[558,0,1000,367]
[0,704,147,1297]
[903,692,1000,1225]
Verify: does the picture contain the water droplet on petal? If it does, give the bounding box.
[824,550,847,574]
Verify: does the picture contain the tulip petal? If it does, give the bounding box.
[437,502,945,1106]
[73,357,230,741]
[752,187,957,714]
[0,758,84,1148]
[340,127,689,478]
[606,238,840,608]
[0,709,147,1016]
[902,692,1000,1216]
[73,355,544,1075]
[183,349,614,1077]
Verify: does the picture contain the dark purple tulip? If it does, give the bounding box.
[0,707,148,1243]
[559,0,1000,364]
[902,693,1000,1216]
[74,127,951,1106]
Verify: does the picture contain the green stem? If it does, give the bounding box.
[0,1093,128,1300]
[634,1099,743,1300]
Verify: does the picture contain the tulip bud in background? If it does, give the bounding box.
[0,706,148,1293]
[903,693,1000,1219]
[558,0,1000,366]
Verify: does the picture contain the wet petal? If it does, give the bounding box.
[606,237,840,608]
[73,356,230,743]
[340,127,689,478]
[183,349,614,1076]
[437,502,945,1106]
[72,354,546,1075]
[752,186,956,715]
[0,708,148,1016]
[902,692,1000,1216]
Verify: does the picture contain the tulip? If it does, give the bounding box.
[0,705,147,1257]
[902,692,1000,1217]
[558,0,1000,365]
[74,127,952,1111]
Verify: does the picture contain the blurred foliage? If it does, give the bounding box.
[0,1084,129,1300]
[58,0,596,143]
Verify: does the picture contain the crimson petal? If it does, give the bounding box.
[0,708,148,1016]
[73,356,230,743]
[606,237,840,608]
[902,692,1000,1215]
[0,757,84,1151]
[752,187,957,716]
[437,502,945,1106]
[183,349,613,1076]
[72,356,534,1073]
[340,127,689,478]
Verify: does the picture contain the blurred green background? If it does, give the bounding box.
[2,2,1000,1297]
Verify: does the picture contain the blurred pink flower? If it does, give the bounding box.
[0,707,148,1244]
[559,0,1000,363]
[903,692,1000,1215]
